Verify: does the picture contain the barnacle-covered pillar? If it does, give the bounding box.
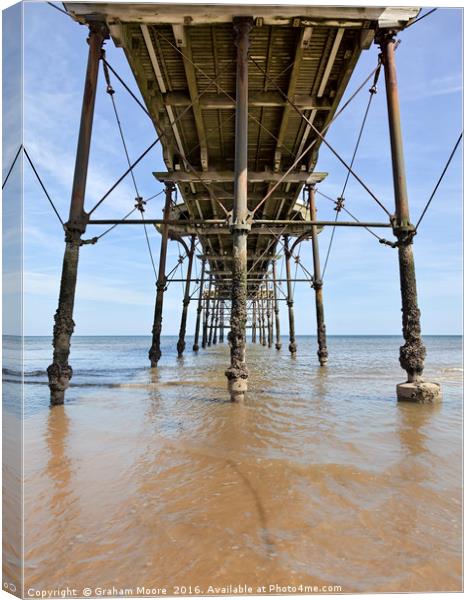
[225,17,253,401]
[307,185,328,366]
[284,235,297,355]
[208,291,216,347]
[149,183,174,367]
[379,31,440,403]
[272,259,282,350]
[219,301,225,343]
[265,283,273,348]
[202,274,212,349]
[193,258,206,352]
[251,299,257,343]
[177,235,196,357]
[47,24,108,405]
[260,289,266,346]
[212,298,220,345]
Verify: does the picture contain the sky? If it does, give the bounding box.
[3,1,463,336]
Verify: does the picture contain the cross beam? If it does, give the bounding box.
[154,170,327,184]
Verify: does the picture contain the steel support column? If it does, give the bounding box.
[266,283,273,348]
[308,185,328,365]
[252,299,257,343]
[208,292,216,347]
[177,235,196,357]
[225,17,253,401]
[193,258,206,352]
[212,298,220,345]
[219,301,225,343]
[202,274,212,349]
[260,290,266,346]
[379,32,440,402]
[149,183,174,367]
[284,235,297,355]
[272,259,282,350]
[47,24,108,405]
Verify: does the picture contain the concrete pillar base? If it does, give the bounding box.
[397,381,442,404]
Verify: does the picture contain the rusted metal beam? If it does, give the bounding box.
[180,30,209,170]
[225,17,252,402]
[273,26,313,171]
[177,235,196,356]
[47,23,108,406]
[379,31,440,403]
[317,28,345,98]
[308,185,328,366]
[149,183,174,367]
[192,258,206,351]
[89,218,391,228]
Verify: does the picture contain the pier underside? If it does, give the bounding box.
[48,3,441,405]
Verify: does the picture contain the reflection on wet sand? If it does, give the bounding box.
[23,342,462,593]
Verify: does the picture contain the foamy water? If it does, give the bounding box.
[3,336,463,593]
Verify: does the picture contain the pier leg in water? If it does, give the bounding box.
[219,300,225,343]
[208,291,216,347]
[251,299,257,343]
[272,259,282,350]
[284,235,297,355]
[202,274,212,349]
[149,183,174,367]
[266,283,273,348]
[225,17,252,401]
[379,31,440,403]
[212,298,220,345]
[308,185,328,366]
[260,289,266,346]
[192,258,206,351]
[177,235,196,357]
[47,24,108,405]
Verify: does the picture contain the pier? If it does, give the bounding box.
[45,3,442,405]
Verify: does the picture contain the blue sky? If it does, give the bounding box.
[8,2,463,335]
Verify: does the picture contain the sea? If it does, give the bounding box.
[2,335,463,593]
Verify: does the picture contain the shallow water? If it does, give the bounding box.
[8,336,464,593]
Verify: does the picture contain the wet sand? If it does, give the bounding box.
[21,338,462,594]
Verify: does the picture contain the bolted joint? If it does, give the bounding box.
[286,299,294,308]
[374,28,398,54]
[390,214,416,245]
[64,212,89,244]
[233,16,254,48]
[88,20,110,41]
[230,222,251,233]
[156,280,166,291]
[312,278,323,290]
[182,298,190,307]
